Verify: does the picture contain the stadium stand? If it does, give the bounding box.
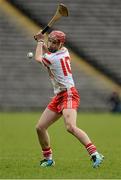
[7,0,121,85]
[0,8,52,110]
[0,0,121,111]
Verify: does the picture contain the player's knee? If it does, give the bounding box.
[66,124,75,134]
[36,124,44,133]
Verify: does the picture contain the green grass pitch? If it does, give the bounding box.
[0,112,121,179]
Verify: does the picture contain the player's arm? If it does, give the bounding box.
[35,42,44,63]
[35,32,48,63]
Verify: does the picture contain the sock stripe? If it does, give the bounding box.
[43,150,52,155]
[85,143,93,148]
[42,147,52,159]
[42,147,51,151]
[85,143,97,155]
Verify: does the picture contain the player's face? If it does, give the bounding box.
[47,37,62,53]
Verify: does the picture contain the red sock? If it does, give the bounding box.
[42,147,52,160]
[85,143,97,155]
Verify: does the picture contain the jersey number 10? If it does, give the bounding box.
[60,56,72,76]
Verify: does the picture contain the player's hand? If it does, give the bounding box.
[34,31,44,42]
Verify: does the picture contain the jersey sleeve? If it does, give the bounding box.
[42,53,53,67]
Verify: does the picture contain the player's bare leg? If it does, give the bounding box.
[36,108,61,167]
[62,109,91,145]
[62,109,104,168]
